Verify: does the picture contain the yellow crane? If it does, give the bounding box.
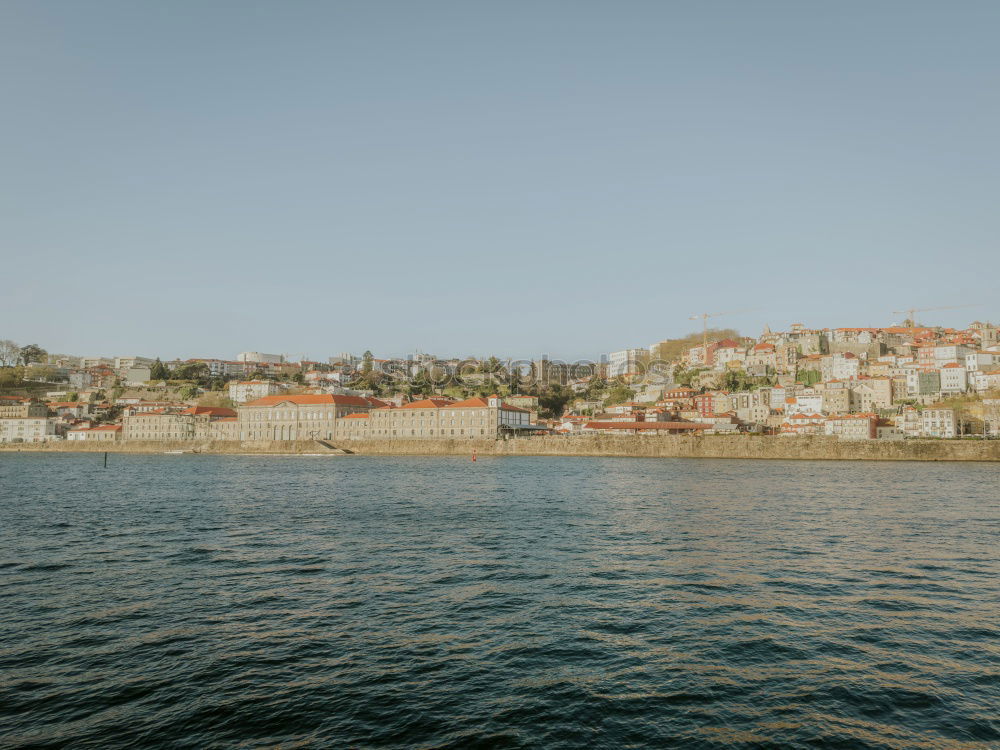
[891,304,979,329]
[688,310,751,362]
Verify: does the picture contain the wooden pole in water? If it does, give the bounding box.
[104,452,108,468]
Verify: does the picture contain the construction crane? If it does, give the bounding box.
[689,309,752,363]
[891,304,980,329]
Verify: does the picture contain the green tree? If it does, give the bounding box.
[796,369,821,386]
[604,382,635,406]
[538,385,575,418]
[19,344,47,365]
[172,362,210,384]
[362,350,374,374]
[674,368,707,388]
[583,376,608,400]
[721,370,775,392]
[0,366,24,389]
[150,358,170,380]
[480,356,503,373]
[178,384,200,400]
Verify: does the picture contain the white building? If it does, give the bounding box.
[67,425,122,441]
[939,364,968,394]
[821,353,861,381]
[80,357,113,369]
[921,407,957,439]
[608,349,648,378]
[895,407,921,438]
[965,352,1000,372]
[114,356,153,372]
[823,413,877,440]
[933,344,974,367]
[0,417,57,442]
[971,369,1000,393]
[229,380,284,404]
[784,392,823,416]
[237,352,284,364]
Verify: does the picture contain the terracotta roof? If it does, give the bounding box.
[342,412,369,419]
[180,406,237,417]
[391,398,455,410]
[244,394,373,407]
[450,396,529,412]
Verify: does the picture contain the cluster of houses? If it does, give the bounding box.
[585,322,1000,438]
[2,321,999,444]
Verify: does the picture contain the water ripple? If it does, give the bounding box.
[0,454,998,749]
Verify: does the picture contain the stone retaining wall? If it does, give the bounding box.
[2,435,999,461]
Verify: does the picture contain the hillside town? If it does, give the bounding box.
[1,319,999,445]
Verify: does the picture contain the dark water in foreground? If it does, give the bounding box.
[1,455,998,749]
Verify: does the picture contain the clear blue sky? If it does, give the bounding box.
[2,1,998,361]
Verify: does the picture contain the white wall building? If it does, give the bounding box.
[237,352,284,364]
[933,344,974,367]
[921,407,957,439]
[965,352,1000,372]
[229,380,284,404]
[608,349,648,378]
[939,364,968,394]
[784,392,824,416]
[0,417,57,442]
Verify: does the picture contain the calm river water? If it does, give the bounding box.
[1,454,998,748]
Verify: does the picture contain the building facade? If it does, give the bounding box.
[0,417,56,442]
[368,396,531,439]
[238,394,382,441]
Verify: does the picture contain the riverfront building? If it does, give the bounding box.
[367,396,532,439]
[0,417,56,443]
[67,425,122,442]
[123,406,237,441]
[238,394,386,441]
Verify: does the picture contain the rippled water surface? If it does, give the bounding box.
[1,454,998,748]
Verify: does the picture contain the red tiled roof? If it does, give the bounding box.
[450,396,529,412]
[180,406,237,417]
[342,412,369,419]
[244,394,373,407]
[390,398,456,410]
